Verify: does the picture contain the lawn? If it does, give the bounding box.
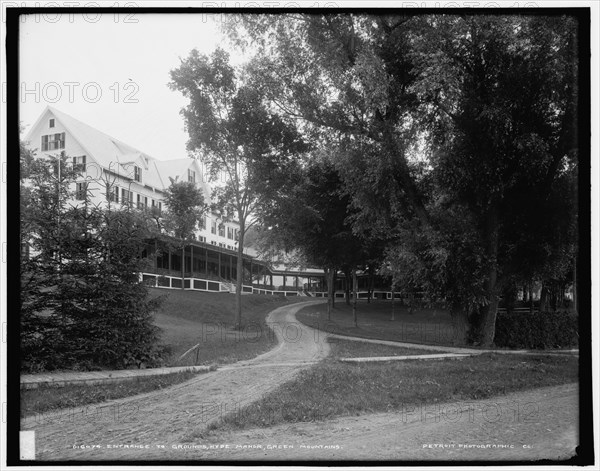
[328,338,445,358]
[151,289,300,366]
[203,353,578,434]
[297,300,458,347]
[21,369,202,418]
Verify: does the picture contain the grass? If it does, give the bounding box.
[297,300,458,347]
[328,338,445,358]
[151,289,300,367]
[201,353,578,434]
[21,369,202,418]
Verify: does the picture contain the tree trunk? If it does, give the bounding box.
[326,268,334,321]
[332,270,336,309]
[391,285,395,321]
[235,220,245,329]
[572,257,577,313]
[539,283,549,312]
[181,244,185,290]
[479,211,500,347]
[344,271,351,306]
[352,268,358,327]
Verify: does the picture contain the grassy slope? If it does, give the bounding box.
[151,289,300,366]
[207,353,578,433]
[21,370,201,418]
[297,301,457,346]
[328,338,445,358]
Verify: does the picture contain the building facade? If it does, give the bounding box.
[23,106,335,296]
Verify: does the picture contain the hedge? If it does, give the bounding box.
[494,310,578,349]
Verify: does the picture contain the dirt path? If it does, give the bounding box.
[21,300,329,461]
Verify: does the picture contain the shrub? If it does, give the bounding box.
[494,310,578,349]
[20,150,167,372]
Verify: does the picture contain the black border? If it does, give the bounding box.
[5,5,594,467]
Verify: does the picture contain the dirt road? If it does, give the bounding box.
[161,383,579,462]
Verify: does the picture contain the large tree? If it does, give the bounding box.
[410,15,579,344]
[226,13,580,346]
[169,48,307,327]
[20,144,164,371]
[258,156,368,320]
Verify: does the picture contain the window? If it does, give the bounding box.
[137,194,143,209]
[41,132,65,151]
[107,185,119,202]
[134,166,142,182]
[49,118,55,128]
[227,227,234,240]
[144,196,148,209]
[199,236,206,243]
[152,199,155,207]
[76,182,88,200]
[218,226,225,237]
[158,202,162,215]
[122,188,133,205]
[234,229,239,241]
[199,216,206,230]
[188,169,196,183]
[73,155,86,173]
[211,221,217,235]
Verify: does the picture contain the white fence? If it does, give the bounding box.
[140,273,406,300]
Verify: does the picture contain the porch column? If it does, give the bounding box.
[205,247,208,276]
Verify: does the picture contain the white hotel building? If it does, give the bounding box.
[24,106,330,296]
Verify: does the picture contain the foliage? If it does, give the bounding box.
[226,13,581,346]
[20,145,165,372]
[169,47,307,326]
[162,180,206,241]
[494,311,578,349]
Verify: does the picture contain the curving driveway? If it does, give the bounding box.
[21,300,329,461]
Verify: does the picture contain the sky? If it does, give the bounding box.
[19,13,245,161]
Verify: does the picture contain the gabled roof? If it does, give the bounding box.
[25,106,205,193]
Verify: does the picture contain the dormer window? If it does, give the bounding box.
[188,169,196,183]
[49,118,55,128]
[134,165,142,182]
[41,132,65,151]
